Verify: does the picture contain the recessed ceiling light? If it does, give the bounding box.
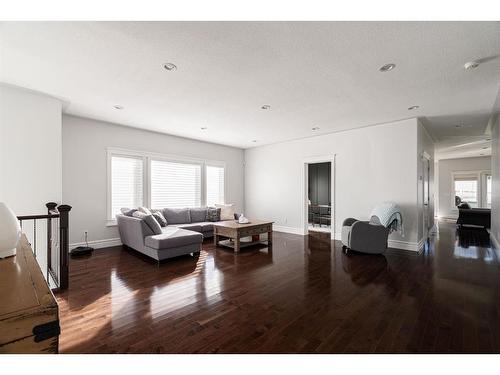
[200,127,207,130]
[261,105,271,110]
[408,105,420,111]
[163,63,177,71]
[379,63,396,72]
[114,105,123,110]
[312,127,320,131]
[464,61,480,70]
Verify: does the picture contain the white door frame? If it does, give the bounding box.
[422,151,431,240]
[302,155,336,240]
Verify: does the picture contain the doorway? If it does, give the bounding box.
[306,161,332,234]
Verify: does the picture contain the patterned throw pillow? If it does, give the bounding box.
[151,209,167,227]
[206,207,221,222]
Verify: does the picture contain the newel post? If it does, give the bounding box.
[57,204,72,290]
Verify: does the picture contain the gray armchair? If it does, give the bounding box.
[341,216,390,254]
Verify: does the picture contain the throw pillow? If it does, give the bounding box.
[151,209,167,227]
[206,207,221,222]
[120,207,138,216]
[132,211,162,235]
[138,206,152,215]
[215,203,235,221]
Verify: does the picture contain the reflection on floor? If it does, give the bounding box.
[57,220,500,353]
[308,224,331,233]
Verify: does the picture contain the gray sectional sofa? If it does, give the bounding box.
[117,207,233,262]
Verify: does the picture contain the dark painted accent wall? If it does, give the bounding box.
[308,162,331,205]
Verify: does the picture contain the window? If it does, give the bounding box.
[454,176,478,208]
[150,160,202,208]
[206,165,225,206]
[110,155,144,219]
[108,148,226,223]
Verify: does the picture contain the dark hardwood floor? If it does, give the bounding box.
[57,220,500,353]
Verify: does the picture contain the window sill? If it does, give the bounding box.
[106,220,117,227]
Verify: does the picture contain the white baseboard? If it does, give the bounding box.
[387,239,422,252]
[70,237,122,250]
[273,225,306,235]
[276,227,421,252]
[491,233,500,250]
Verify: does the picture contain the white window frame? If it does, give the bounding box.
[106,147,226,226]
[451,169,491,211]
[205,162,227,207]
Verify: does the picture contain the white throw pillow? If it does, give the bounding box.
[215,204,235,221]
[138,206,152,215]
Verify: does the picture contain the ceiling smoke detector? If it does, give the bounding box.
[379,63,396,72]
[464,61,480,70]
[114,105,124,110]
[312,126,320,131]
[163,63,178,71]
[252,140,257,143]
[200,127,207,130]
[261,105,271,110]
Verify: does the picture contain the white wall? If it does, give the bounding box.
[62,115,245,246]
[244,118,423,250]
[491,115,500,249]
[0,84,62,214]
[437,156,491,218]
[417,120,435,239]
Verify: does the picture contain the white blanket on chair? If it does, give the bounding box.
[370,201,404,236]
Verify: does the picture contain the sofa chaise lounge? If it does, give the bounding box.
[117,207,235,262]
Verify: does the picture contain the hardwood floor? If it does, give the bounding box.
[57,221,500,353]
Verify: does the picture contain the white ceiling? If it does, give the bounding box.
[1,21,499,151]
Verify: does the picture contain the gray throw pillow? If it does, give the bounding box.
[132,211,162,234]
[190,207,208,223]
[206,207,221,222]
[151,209,167,227]
[163,208,191,224]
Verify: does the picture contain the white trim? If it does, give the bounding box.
[278,226,423,252]
[387,239,423,252]
[491,233,500,251]
[274,225,307,235]
[70,237,122,250]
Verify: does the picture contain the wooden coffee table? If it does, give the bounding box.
[213,219,273,253]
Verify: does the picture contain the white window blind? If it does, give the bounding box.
[111,156,143,218]
[206,165,225,206]
[151,160,202,208]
